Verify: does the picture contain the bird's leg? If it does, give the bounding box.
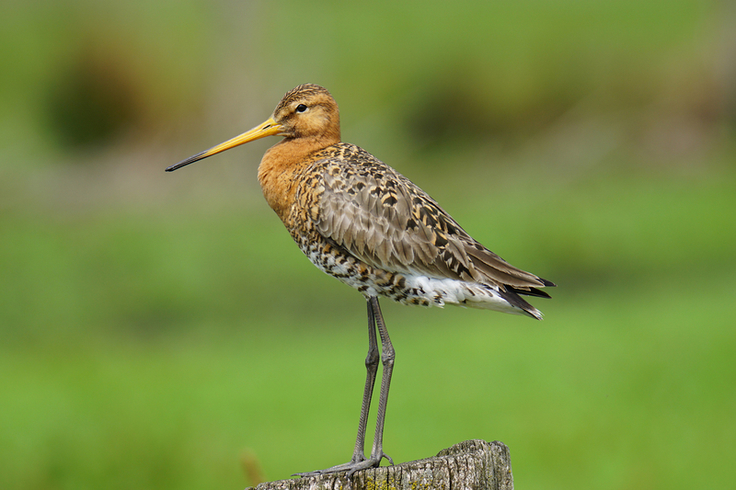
[294,297,393,477]
[348,297,380,463]
[365,296,395,468]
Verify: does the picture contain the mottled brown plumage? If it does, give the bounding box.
[166,83,554,475]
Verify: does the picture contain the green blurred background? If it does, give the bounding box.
[2,1,735,489]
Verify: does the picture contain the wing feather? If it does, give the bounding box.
[312,144,551,290]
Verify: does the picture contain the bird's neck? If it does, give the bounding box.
[257,135,338,222]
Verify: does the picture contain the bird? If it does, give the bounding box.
[166,83,554,476]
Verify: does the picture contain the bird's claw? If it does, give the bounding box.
[293,452,393,478]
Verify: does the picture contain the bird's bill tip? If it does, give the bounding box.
[165,117,283,172]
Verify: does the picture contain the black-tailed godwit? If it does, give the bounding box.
[166,83,554,476]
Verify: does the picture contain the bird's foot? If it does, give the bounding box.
[293,452,394,478]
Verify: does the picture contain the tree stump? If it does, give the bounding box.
[247,439,513,490]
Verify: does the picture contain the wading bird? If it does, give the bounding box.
[166,84,554,476]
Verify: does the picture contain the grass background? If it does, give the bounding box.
[1,1,735,489]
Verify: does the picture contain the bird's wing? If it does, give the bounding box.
[312,144,549,291]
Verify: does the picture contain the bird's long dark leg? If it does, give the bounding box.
[365,296,395,469]
[349,297,380,463]
[294,297,393,477]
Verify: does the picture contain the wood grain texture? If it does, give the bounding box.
[248,440,513,490]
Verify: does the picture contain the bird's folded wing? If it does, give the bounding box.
[313,147,547,290]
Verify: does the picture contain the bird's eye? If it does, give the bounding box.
[295,104,308,113]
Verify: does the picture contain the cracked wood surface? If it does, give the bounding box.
[247,439,513,490]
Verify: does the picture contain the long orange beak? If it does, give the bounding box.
[166,117,283,172]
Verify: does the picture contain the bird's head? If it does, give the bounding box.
[272,84,340,142]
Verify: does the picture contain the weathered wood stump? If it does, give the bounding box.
[247,439,513,490]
